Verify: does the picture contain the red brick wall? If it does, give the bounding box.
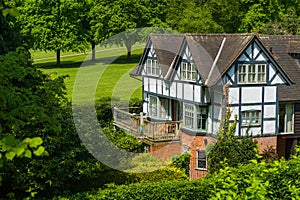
[182,133,217,179]
[149,142,181,161]
[254,136,277,154]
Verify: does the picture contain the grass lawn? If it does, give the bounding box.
[34,44,144,102]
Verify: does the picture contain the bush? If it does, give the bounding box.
[59,150,300,200]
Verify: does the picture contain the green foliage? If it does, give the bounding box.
[96,97,142,126]
[17,0,88,65]
[171,152,191,176]
[208,109,257,174]
[60,151,300,200]
[0,0,21,54]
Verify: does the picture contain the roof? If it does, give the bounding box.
[131,33,300,101]
[131,34,184,77]
[260,35,300,102]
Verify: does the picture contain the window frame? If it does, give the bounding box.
[196,150,207,170]
[181,62,196,82]
[146,59,160,76]
[241,110,261,127]
[279,103,294,133]
[238,64,266,84]
[183,103,207,131]
[148,95,171,120]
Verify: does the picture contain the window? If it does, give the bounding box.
[238,64,266,83]
[279,104,294,133]
[181,62,196,81]
[241,111,261,126]
[183,103,207,131]
[146,59,160,76]
[148,96,170,119]
[196,150,207,170]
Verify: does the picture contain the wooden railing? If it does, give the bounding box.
[113,107,181,141]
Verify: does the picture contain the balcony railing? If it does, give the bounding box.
[113,107,181,142]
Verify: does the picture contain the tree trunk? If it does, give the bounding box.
[126,44,131,60]
[91,40,96,62]
[56,49,61,66]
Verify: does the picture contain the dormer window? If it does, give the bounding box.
[146,59,160,76]
[181,62,196,82]
[238,64,266,84]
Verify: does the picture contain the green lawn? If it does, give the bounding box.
[35,44,144,102]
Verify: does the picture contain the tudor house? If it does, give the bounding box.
[113,33,300,179]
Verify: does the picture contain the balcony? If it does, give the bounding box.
[113,107,181,142]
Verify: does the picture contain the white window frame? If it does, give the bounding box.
[181,62,196,82]
[241,110,261,126]
[146,59,160,76]
[279,104,294,133]
[183,103,207,131]
[148,95,170,120]
[196,150,207,170]
[238,64,266,84]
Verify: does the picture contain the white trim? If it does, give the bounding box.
[205,37,226,85]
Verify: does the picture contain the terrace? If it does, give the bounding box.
[113,107,181,143]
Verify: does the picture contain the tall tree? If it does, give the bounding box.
[0,0,21,54]
[165,0,224,33]
[93,0,169,59]
[17,0,87,66]
[239,0,300,34]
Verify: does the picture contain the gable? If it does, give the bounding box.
[222,37,292,86]
[172,41,202,84]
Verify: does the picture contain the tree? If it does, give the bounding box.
[207,109,258,174]
[17,0,87,66]
[94,0,169,59]
[165,0,224,33]
[239,0,300,34]
[0,0,21,54]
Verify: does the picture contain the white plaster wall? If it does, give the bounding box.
[271,74,285,84]
[183,83,193,101]
[157,79,162,95]
[229,106,239,121]
[242,87,262,104]
[177,83,183,99]
[228,88,240,104]
[241,127,262,136]
[264,105,276,119]
[194,85,201,103]
[264,86,276,102]
[263,121,276,134]
[149,78,156,93]
[143,77,149,92]
[143,94,149,114]
[170,82,177,98]
[241,105,261,112]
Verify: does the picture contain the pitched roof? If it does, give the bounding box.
[131,34,184,77]
[184,34,254,85]
[260,35,300,102]
[131,33,300,101]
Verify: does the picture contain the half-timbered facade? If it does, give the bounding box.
[114,33,300,179]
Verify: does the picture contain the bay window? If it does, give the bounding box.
[183,103,207,131]
[148,96,170,119]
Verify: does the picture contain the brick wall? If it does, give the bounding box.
[182,133,217,179]
[149,142,181,161]
[254,136,277,154]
